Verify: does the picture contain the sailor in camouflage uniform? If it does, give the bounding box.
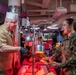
[51,18,76,75]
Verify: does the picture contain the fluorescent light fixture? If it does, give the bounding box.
[47,26,59,29]
[35,27,40,30]
[47,23,59,29]
[51,24,58,27]
[30,27,40,30]
[44,28,47,31]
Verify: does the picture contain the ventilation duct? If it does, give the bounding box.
[52,0,67,19]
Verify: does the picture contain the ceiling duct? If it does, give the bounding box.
[52,0,67,19]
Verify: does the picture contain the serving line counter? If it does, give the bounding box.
[17,32,64,75]
[17,53,64,75]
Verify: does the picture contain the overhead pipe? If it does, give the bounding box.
[56,0,58,9]
[71,0,74,3]
[60,0,62,7]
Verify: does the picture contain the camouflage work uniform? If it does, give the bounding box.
[60,32,76,75]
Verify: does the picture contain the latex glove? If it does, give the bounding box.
[20,47,29,55]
